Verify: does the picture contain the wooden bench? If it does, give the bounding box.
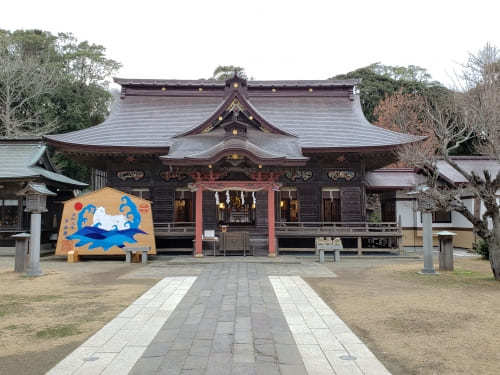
[123,246,150,264]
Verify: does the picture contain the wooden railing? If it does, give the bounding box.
[154,222,195,235]
[275,222,402,236]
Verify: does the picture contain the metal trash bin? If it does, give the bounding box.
[12,233,30,273]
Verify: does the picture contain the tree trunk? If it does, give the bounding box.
[489,215,500,281]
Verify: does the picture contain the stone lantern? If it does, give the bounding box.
[17,183,56,276]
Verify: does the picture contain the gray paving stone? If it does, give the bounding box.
[216,321,234,334]
[231,363,257,375]
[128,356,163,375]
[155,328,179,343]
[189,339,212,356]
[181,369,205,375]
[279,363,308,375]
[142,342,169,357]
[157,349,189,374]
[182,355,208,370]
[212,334,234,353]
[255,362,280,375]
[275,344,304,365]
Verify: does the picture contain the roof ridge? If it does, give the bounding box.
[114,77,360,87]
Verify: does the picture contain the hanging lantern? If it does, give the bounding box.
[215,191,219,205]
[241,191,245,205]
[226,190,230,205]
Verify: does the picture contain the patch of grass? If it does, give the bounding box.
[0,302,22,317]
[0,294,62,305]
[390,262,496,287]
[5,324,18,330]
[451,268,487,278]
[35,324,81,339]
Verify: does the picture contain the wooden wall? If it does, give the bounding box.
[103,154,368,226]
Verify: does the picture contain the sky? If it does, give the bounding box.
[2,0,499,87]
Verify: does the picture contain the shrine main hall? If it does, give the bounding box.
[45,75,421,256]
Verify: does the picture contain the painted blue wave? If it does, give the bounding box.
[120,195,140,229]
[67,226,146,251]
[68,195,145,251]
[77,204,96,230]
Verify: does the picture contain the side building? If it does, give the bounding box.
[366,157,500,250]
[0,138,87,246]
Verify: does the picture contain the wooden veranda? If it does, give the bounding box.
[153,221,403,255]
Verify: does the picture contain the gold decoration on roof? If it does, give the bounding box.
[226,98,245,113]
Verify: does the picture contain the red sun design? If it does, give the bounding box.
[74,202,83,211]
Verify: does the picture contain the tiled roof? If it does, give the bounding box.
[46,96,222,148]
[365,169,425,189]
[366,158,500,189]
[45,78,422,152]
[249,96,422,149]
[0,141,87,186]
[437,157,500,184]
[162,128,307,165]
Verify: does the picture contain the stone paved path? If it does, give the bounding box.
[130,263,308,375]
[47,262,390,374]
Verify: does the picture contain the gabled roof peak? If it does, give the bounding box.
[176,90,294,138]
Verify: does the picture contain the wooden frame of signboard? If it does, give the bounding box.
[55,187,156,258]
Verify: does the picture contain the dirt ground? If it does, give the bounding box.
[307,257,500,375]
[0,256,158,375]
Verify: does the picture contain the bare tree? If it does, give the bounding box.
[397,43,500,280]
[0,42,60,137]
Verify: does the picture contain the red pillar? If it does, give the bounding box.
[268,186,276,256]
[195,186,203,257]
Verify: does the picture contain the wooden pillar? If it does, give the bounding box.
[268,186,276,257]
[195,186,204,257]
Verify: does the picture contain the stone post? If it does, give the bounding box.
[194,186,204,257]
[12,233,30,273]
[420,211,436,274]
[438,231,455,271]
[26,212,43,276]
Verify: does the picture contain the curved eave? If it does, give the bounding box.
[302,136,426,153]
[43,136,170,155]
[161,149,308,167]
[175,91,296,138]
